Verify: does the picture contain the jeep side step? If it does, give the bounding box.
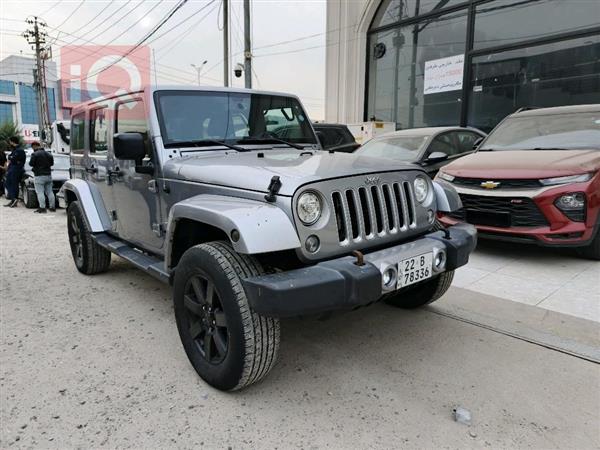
[92,233,170,284]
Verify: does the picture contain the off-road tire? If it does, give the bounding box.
[67,201,111,274]
[384,220,454,309]
[173,241,280,391]
[577,228,600,260]
[21,182,38,209]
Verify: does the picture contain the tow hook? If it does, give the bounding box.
[352,250,365,266]
[264,176,282,202]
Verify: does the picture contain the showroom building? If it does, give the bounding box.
[0,55,62,142]
[325,0,600,132]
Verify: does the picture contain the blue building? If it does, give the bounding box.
[0,55,63,142]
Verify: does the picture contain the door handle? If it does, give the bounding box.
[85,167,98,174]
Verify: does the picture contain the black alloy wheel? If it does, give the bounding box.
[68,210,84,267]
[183,272,228,364]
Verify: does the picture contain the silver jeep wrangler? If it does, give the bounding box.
[63,87,476,391]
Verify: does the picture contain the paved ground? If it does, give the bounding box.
[1,206,599,449]
[454,240,600,322]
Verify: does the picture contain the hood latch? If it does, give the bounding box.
[264,176,282,203]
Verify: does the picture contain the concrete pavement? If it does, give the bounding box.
[1,206,599,448]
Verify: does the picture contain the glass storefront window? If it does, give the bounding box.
[18,84,57,125]
[368,8,468,128]
[0,102,14,124]
[474,0,600,50]
[0,80,15,96]
[372,0,466,28]
[468,35,600,133]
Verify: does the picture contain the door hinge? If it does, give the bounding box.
[110,210,118,221]
[148,179,158,193]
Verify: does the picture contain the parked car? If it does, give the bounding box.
[62,86,476,391]
[355,127,486,177]
[20,150,70,208]
[437,104,600,259]
[312,122,361,153]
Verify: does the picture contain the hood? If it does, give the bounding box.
[443,149,600,179]
[163,149,418,195]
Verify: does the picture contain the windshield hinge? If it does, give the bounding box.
[264,176,282,203]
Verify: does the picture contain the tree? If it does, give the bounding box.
[0,121,24,152]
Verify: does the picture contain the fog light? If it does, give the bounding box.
[305,235,320,253]
[555,192,585,210]
[427,209,435,223]
[382,266,397,289]
[434,250,446,271]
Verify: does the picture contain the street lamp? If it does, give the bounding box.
[191,60,208,86]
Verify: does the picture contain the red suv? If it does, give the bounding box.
[437,104,600,259]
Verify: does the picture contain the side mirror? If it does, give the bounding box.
[114,133,145,161]
[425,151,448,163]
[472,137,484,150]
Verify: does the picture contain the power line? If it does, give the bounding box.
[61,0,121,44]
[52,0,85,34]
[154,1,220,56]
[145,0,217,46]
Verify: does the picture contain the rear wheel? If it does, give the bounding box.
[67,201,111,274]
[173,241,280,391]
[21,182,38,209]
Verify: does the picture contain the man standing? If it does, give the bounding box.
[29,141,55,213]
[4,136,26,208]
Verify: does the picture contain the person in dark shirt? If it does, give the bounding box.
[29,141,55,213]
[0,148,6,197]
[4,136,26,208]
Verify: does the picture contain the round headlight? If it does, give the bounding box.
[414,176,429,203]
[297,191,322,225]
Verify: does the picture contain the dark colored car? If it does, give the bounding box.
[313,123,361,153]
[355,127,486,178]
[437,104,600,259]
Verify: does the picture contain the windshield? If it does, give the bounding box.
[481,111,600,150]
[155,90,317,147]
[357,135,428,161]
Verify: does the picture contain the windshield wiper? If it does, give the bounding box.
[164,139,248,152]
[236,136,305,150]
[531,147,570,151]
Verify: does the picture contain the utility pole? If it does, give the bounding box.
[23,16,52,145]
[223,0,229,87]
[243,0,252,89]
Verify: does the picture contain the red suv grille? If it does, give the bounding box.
[448,194,549,227]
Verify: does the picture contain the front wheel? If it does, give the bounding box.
[577,228,600,260]
[67,201,111,274]
[383,270,454,309]
[173,241,280,391]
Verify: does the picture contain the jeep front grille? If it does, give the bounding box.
[331,182,416,244]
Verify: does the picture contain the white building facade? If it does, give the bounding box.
[325,0,600,132]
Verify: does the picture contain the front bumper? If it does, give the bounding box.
[243,223,477,317]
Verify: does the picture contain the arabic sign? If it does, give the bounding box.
[423,54,464,95]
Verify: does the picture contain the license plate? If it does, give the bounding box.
[398,253,433,288]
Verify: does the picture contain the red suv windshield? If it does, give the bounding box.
[480,111,600,151]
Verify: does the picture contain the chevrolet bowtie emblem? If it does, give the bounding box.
[481,180,500,189]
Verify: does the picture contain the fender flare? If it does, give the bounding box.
[166,194,301,268]
[433,180,462,213]
[62,179,112,232]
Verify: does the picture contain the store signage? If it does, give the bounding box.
[424,54,464,95]
[21,124,40,142]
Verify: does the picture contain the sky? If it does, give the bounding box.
[0,0,327,119]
